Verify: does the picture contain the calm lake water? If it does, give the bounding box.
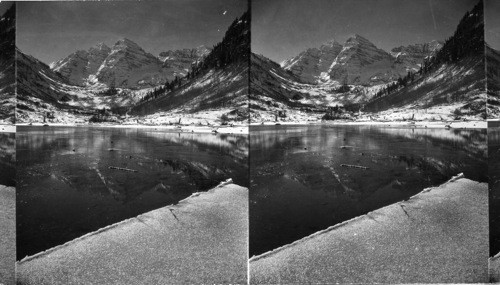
[490,122,500,256]
[0,132,15,187]
[17,126,248,260]
[250,124,487,257]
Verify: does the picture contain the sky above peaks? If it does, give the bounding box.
[0,2,13,16]
[252,0,479,63]
[17,0,247,64]
[485,0,500,50]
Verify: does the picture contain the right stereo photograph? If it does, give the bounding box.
[250,0,491,283]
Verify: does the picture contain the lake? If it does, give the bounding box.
[16,126,248,260]
[250,124,487,257]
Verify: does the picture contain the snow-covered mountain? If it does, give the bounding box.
[0,4,15,123]
[51,39,210,89]
[282,35,442,86]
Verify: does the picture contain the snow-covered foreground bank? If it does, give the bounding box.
[250,174,488,284]
[0,186,15,285]
[17,180,248,285]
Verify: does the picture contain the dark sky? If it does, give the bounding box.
[486,0,500,50]
[253,0,478,63]
[17,0,247,64]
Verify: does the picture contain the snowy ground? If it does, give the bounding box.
[17,107,249,134]
[250,107,486,129]
[0,186,15,285]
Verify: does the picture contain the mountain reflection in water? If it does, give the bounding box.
[17,126,248,260]
[250,125,487,257]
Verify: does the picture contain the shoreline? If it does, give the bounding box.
[250,120,487,129]
[14,119,488,132]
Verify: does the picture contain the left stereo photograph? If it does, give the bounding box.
[13,0,250,284]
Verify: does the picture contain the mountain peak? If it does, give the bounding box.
[320,39,342,50]
[345,34,373,45]
[92,42,110,51]
[113,38,142,50]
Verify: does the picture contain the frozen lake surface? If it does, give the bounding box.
[250,124,487,257]
[17,126,248,260]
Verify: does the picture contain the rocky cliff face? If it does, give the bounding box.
[327,34,402,85]
[159,45,210,78]
[282,35,442,86]
[51,39,210,89]
[281,40,342,84]
[391,40,443,70]
[51,43,111,86]
[94,38,167,88]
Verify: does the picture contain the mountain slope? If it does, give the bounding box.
[364,0,485,119]
[130,12,250,121]
[487,45,500,118]
[0,4,15,123]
